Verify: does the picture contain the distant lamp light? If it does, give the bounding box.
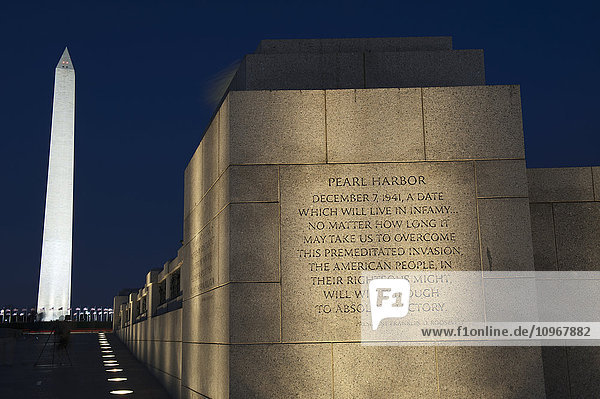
[106,368,123,372]
[107,378,128,382]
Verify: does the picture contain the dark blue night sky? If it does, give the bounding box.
[0,1,598,307]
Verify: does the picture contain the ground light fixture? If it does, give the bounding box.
[106,368,123,372]
[109,390,134,395]
[107,378,128,382]
[103,354,116,358]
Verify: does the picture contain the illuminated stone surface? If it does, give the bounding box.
[436,347,545,398]
[478,198,535,271]
[553,202,600,271]
[528,166,595,202]
[594,166,600,201]
[326,88,424,163]
[37,48,75,321]
[422,85,525,160]
[475,159,528,198]
[111,36,600,398]
[225,90,326,165]
[279,162,481,342]
[529,203,558,271]
[333,345,438,398]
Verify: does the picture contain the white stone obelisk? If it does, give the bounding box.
[37,48,75,321]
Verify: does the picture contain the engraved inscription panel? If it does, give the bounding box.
[280,162,480,341]
[186,219,218,299]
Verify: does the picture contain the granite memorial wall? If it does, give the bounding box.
[114,37,600,398]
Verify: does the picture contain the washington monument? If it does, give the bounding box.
[37,48,75,321]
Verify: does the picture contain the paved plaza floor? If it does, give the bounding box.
[0,331,171,398]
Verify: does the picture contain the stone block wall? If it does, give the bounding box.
[529,167,600,398]
[176,79,546,398]
[113,37,599,398]
[114,253,183,398]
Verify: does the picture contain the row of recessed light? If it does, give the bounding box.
[99,332,133,395]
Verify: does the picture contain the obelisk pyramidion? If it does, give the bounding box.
[37,48,75,321]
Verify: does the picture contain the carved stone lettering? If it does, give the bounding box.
[280,162,480,341]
